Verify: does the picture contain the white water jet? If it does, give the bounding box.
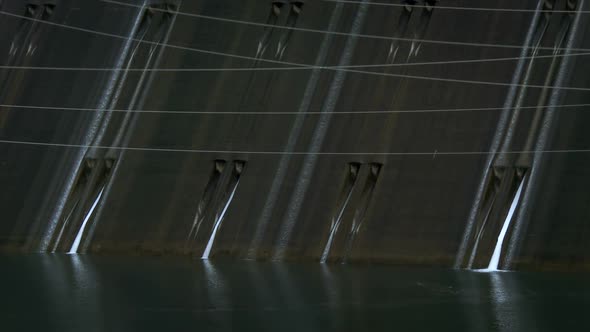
[505,4,584,268]
[486,178,526,271]
[466,200,495,268]
[453,1,544,268]
[273,2,369,261]
[68,188,105,254]
[39,8,146,252]
[202,181,239,260]
[247,2,345,260]
[320,188,355,263]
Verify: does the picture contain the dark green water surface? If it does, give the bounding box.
[1,255,588,331]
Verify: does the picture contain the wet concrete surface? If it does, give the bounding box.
[0,0,589,270]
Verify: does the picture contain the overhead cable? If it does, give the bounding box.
[317,0,590,14]
[1,50,590,71]
[1,139,590,156]
[1,102,589,116]
[101,0,590,52]
[0,9,587,91]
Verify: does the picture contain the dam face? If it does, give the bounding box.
[0,0,589,271]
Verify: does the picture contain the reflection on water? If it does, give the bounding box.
[202,260,233,330]
[489,272,531,331]
[1,255,589,331]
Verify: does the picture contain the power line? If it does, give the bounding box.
[2,50,590,72]
[0,9,300,67]
[345,67,590,91]
[101,0,590,52]
[318,0,589,14]
[0,9,588,91]
[1,138,589,156]
[1,102,589,115]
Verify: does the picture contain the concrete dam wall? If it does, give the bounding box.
[0,0,589,271]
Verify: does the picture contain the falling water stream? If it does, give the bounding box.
[453,1,544,268]
[202,181,240,260]
[273,0,369,260]
[320,188,355,263]
[484,177,526,271]
[68,188,105,254]
[247,2,346,259]
[39,7,147,252]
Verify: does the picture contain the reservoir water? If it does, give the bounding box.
[1,255,588,331]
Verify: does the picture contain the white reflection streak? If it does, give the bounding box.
[203,260,232,326]
[489,273,513,332]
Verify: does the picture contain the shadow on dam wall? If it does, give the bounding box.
[0,0,589,271]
